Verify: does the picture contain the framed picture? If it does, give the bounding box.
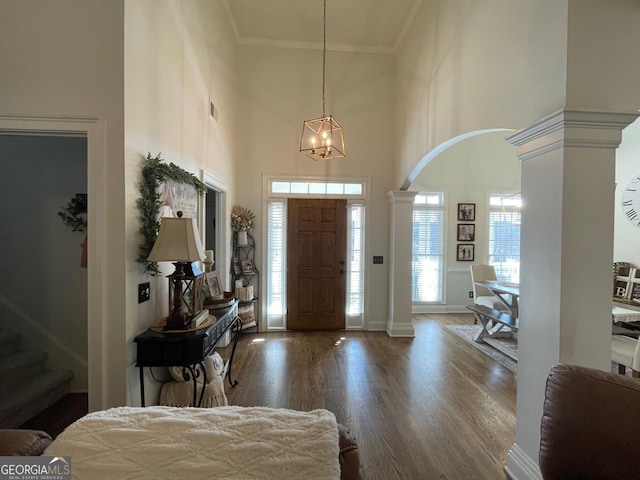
[205,271,224,300]
[241,259,255,274]
[457,244,475,261]
[458,203,476,221]
[457,224,475,241]
[232,257,242,275]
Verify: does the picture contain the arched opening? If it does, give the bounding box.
[400,128,520,312]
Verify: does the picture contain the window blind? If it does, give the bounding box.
[412,194,445,302]
[347,204,364,316]
[267,200,286,317]
[488,194,521,282]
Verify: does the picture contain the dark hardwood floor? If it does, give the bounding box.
[19,392,88,439]
[18,313,515,479]
[218,313,516,480]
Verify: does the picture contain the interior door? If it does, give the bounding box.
[287,198,346,330]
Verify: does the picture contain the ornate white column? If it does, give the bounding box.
[386,190,417,337]
[504,110,638,480]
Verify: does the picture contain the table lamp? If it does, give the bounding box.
[148,211,206,329]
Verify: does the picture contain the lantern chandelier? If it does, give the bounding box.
[299,0,345,161]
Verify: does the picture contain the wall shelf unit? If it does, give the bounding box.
[231,231,258,331]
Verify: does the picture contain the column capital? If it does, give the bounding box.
[387,190,418,204]
[506,109,639,161]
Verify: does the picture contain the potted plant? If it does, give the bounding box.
[231,205,255,245]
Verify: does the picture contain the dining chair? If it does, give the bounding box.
[611,334,640,377]
[469,264,508,311]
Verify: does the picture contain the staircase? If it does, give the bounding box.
[0,330,74,429]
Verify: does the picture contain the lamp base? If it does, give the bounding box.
[163,311,192,330]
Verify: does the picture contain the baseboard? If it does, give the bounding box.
[412,304,471,314]
[386,319,415,337]
[504,443,542,480]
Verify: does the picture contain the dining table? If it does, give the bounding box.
[469,282,640,358]
[473,280,520,318]
[612,303,640,337]
[469,280,520,361]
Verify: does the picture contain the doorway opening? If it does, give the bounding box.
[201,170,229,295]
[0,114,107,412]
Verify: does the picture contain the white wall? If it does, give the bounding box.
[0,0,240,407]
[566,0,640,111]
[410,131,520,311]
[235,45,396,330]
[0,0,125,409]
[124,0,240,404]
[0,136,88,391]
[395,0,568,187]
[615,117,640,265]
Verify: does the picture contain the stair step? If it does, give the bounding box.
[0,369,73,429]
[0,351,49,390]
[0,331,21,357]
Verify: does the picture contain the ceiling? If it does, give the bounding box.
[222,0,423,54]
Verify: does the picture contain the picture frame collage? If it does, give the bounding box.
[456,203,476,262]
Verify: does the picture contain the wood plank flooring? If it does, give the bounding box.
[217,313,516,480]
[19,313,515,479]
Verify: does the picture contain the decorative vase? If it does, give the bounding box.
[237,229,248,246]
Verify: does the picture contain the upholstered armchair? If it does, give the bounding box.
[539,363,640,479]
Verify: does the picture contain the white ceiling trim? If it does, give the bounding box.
[222,0,241,43]
[221,0,423,56]
[392,0,423,53]
[235,37,396,55]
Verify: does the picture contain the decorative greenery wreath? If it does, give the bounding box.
[58,194,87,232]
[136,153,206,275]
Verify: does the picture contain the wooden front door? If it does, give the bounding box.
[287,199,346,330]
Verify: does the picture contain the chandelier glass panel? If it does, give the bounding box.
[299,0,345,161]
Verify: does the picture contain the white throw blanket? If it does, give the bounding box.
[45,406,340,480]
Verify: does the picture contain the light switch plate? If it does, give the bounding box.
[138,282,150,303]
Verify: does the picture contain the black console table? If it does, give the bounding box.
[134,300,240,407]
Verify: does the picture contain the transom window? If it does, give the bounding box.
[271,181,363,196]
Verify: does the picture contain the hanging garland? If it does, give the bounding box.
[136,153,206,275]
[58,194,87,232]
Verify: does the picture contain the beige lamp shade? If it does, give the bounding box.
[148,215,206,263]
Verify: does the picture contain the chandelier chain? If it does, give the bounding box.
[322,0,326,117]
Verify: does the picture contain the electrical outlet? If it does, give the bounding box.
[468,291,474,298]
[373,256,383,264]
[138,282,150,303]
